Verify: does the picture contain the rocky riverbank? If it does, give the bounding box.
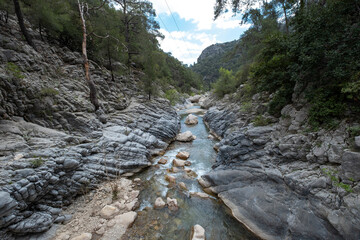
[200,93,360,239]
[0,17,180,238]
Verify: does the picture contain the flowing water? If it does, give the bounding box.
[122,106,258,240]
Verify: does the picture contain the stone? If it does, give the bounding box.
[101,212,137,240]
[165,175,176,184]
[190,192,210,199]
[173,159,186,167]
[355,136,360,149]
[63,159,79,169]
[176,151,190,160]
[166,197,178,211]
[71,233,92,240]
[189,95,202,103]
[179,182,187,191]
[158,158,168,164]
[0,191,17,217]
[341,151,360,181]
[176,131,196,142]
[154,197,166,209]
[170,167,181,173]
[191,224,205,240]
[100,205,119,219]
[185,114,198,125]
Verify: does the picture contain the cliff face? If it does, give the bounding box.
[191,40,240,86]
[200,93,360,240]
[0,17,180,237]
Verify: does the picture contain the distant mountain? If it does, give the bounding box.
[191,40,241,88]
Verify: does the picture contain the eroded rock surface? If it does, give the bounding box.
[202,95,360,239]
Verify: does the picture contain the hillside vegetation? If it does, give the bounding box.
[210,0,360,128]
[0,0,202,108]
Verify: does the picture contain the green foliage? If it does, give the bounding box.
[322,168,353,193]
[30,157,45,168]
[348,126,360,139]
[38,87,59,97]
[164,89,180,106]
[213,68,236,97]
[240,101,252,113]
[252,115,271,127]
[6,62,24,80]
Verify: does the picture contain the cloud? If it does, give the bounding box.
[159,29,217,65]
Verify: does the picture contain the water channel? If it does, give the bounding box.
[122,106,259,240]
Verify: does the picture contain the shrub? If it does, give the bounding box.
[39,87,59,97]
[253,115,270,127]
[164,89,180,106]
[30,157,45,168]
[6,62,24,80]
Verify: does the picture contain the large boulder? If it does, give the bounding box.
[0,191,17,218]
[185,114,199,125]
[355,136,360,150]
[176,131,196,142]
[189,95,202,103]
[191,224,205,240]
[341,151,360,181]
[176,151,190,160]
[173,159,186,167]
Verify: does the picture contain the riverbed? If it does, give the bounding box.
[122,106,258,240]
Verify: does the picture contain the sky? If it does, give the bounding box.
[149,0,251,65]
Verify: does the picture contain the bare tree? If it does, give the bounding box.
[77,0,100,111]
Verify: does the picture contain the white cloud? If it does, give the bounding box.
[159,29,217,65]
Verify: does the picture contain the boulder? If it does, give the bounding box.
[165,175,176,184]
[355,136,360,149]
[158,158,168,164]
[100,205,119,219]
[167,197,178,211]
[0,191,17,217]
[189,95,202,103]
[173,159,186,167]
[154,197,166,209]
[191,224,205,240]
[185,114,198,125]
[179,182,187,191]
[170,167,181,173]
[176,131,196,142]
[176,151,190,160]
[341,151,360,181]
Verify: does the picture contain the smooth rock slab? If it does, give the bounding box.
[341,151,360,181]
[8,212,53,233]
[185,114,198,125]
[191,224,205,240]
[102,211,137,240]
[0,191,17,218]
[190,192,210,199]
[176,131,196,142]
[173,159,186,167]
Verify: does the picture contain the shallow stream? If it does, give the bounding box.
[122,106,258,240]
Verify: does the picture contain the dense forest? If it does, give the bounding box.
[0,0,202,108]
[210,0,360,128]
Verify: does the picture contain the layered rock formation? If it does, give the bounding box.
[0,17,180,238]
[201,94,360,239]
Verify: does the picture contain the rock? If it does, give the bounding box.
[133,178,141,183]
[170,167,181,173]
[186,108,207,115]
[0,191,17,217]
[158,158,168,164]
[191,224,205,240]
[173,159,186,167]
[176,151,190,160]
[101,212,137,240]
[154,197,166,209]
[190,192,210,199]
[165,175,176,184]
[341,151,360,181]
[189,95,202,103]
[185,114,198,125]
[179,182,187,191]
[198,178,211,188]
[100,205,119,219]
[63,159,79,169]
[166,197,178,211]
[355,136,360,149]
[185,161,191,166]
[176,131,196,142]
[71,233,92,240]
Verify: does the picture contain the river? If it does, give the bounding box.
[122,106,258,240]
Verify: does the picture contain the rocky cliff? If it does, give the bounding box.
[0,17,180,238]
[200,93,360,239]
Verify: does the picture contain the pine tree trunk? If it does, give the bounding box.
[282,2,289,33]
[13,0,37,50]
[78,0,100,111]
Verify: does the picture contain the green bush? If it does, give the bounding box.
[39,87,59,97]
[253,115,270,127]
[322,168,353,193]
[30,157,45,168]
[213,68,237,97]
[164,89,180,106]
[6,62,24,80]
